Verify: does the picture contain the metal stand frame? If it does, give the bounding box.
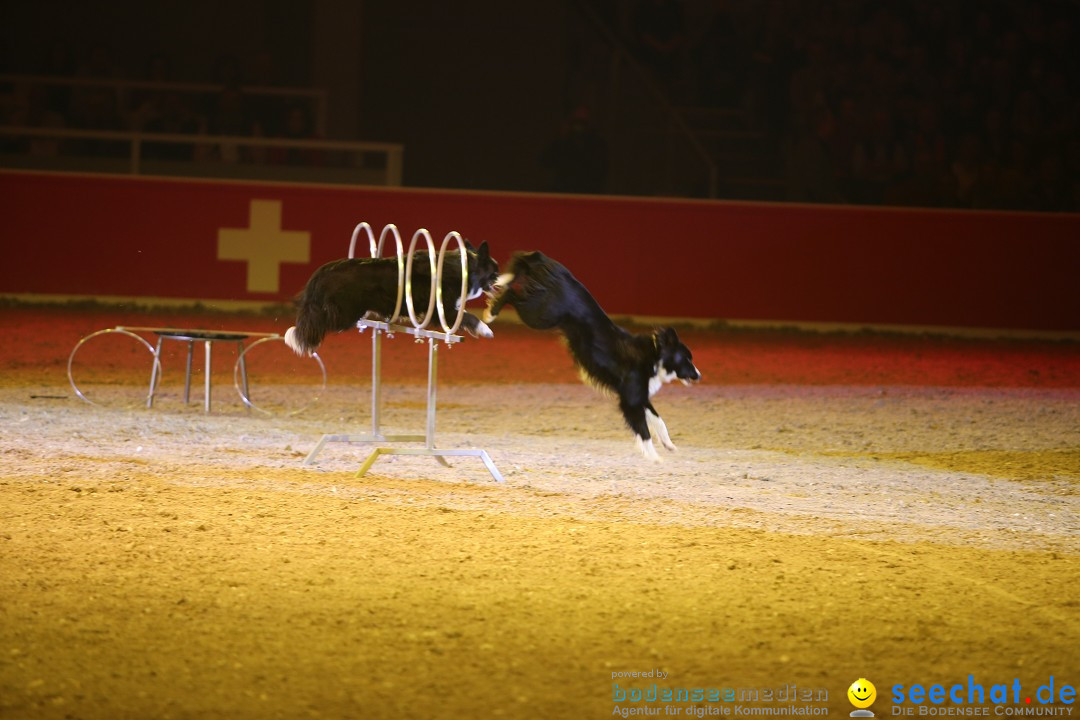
[68,326,301,413]
[302,222,504,483]
[145,331,248,413]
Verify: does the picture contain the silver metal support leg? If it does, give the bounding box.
[426,339,449,467]
[303,435,331,465]
[204,340,212,413]
[426,339,437,447]
[304,319,503,482]
[183,341,194,404]
[147,336,164,408]
[236,340,250,412]
[303,327,424,466]
[371,329,382,435]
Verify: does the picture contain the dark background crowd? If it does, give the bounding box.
[625,0,1078,211]
[0,43,320,165]
[2,0,1077,211]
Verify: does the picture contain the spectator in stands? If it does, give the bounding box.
[785,106,842,203]
[850,107,907,204]
[631,0,687,86]
[37,42,75,121]
[691,1,741,108]
[212,53,244,88]
[5,83,66,156]
[541,105,608,194]
[70,87,127,158]
[1068,139,1080,213]
[272,102,321,166]
[248,51,285,137]
[208,86,255,163]
[1029,153,1070,212]
[941,133,985,208]
[143,93,201,162]
[131,52,175,131]
[71,44,126,132]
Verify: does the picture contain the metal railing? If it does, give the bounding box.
[1,73,328,136]
[0,126,404,186]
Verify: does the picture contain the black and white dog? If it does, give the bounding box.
[285,241,500,356]
[483,251,701,462]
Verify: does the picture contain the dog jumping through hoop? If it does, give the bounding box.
[483,251,701,462]
[285,241,500,356]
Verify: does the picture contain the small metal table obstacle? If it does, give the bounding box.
[126,327,280,413]
[68,325,326,414]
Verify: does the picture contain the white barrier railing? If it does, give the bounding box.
[0,126,404,186]
[1,73,328,135]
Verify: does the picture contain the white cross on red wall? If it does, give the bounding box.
[217,199,311,294]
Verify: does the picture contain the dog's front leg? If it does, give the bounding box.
[621,399,661,463]
[645,403,677,452]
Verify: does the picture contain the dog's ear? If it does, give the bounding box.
[476,241,490,261]
[657,327,679,348]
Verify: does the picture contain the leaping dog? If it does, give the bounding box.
[285,241,500,356]
[484,251,701,462]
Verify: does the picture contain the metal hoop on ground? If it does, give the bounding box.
[405,228,437,330]
[232,336,327,416]
[68,327,161,408]
[436,231,469,335]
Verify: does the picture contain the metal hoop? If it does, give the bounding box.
[348,221,376,259]
[376,224,406,324]
[233,336,327,416]
[436,231,469,335]
[68,327,161,408]
[405,228,437,329]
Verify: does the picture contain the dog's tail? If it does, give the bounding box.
[283,293,330,356]
[284,326,307,356]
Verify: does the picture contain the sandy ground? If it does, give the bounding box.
[1,306,1078,719]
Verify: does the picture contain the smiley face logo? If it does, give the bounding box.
[848,678,877,709]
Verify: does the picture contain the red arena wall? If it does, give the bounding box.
[1,169,1077,331]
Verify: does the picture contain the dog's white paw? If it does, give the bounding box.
[636,436,663,463]
[472,319,494,339]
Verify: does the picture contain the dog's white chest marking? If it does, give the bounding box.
[649,365,677,397]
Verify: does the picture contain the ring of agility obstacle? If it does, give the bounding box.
[302,221,505,483]
[68,326,325,414]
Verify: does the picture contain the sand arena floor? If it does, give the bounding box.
[1,306,1078,719]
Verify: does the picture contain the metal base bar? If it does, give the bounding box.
[356,447,505,483]
[303,432,426,466]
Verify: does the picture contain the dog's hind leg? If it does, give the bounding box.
[645,405,677,452]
